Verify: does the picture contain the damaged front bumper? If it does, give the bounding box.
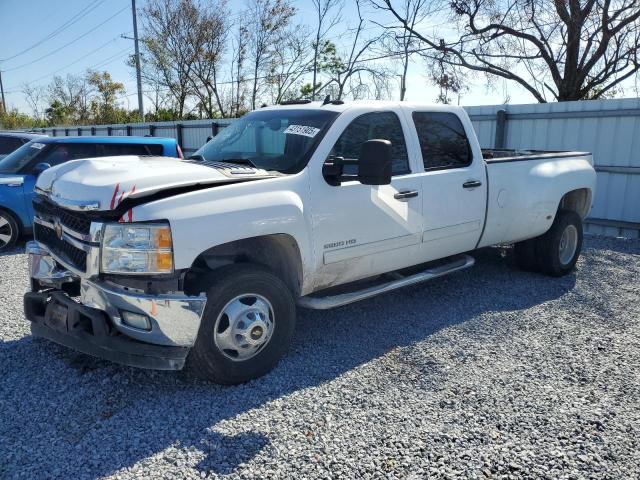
[24,241,207,370]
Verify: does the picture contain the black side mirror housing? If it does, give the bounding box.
[33,162,51,176]
[358,139,392,186]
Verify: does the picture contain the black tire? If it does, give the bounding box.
[514,238,539,272]
[187,263,296,384]
[535,209,583,277]
[0,209,20,252]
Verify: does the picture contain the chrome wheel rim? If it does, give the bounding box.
[213,294,274,361]
[558,224,578,265]
[0,214,13,249]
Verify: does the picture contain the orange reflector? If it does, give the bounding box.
[156,227,172,249]
[156,252,173,271]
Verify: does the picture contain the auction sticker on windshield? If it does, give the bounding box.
[284,125,321,138]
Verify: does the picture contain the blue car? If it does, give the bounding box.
[0,136,181,251]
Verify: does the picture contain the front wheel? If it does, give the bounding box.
[0,210,19,252]
[187,264,296,384]
[535,209,583,277]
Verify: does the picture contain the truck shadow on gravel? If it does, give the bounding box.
[0,246,579,479]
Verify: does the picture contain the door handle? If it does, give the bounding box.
[463,180,482,189]
[394,190,419,200]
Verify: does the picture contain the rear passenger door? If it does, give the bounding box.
[409,110,487,260]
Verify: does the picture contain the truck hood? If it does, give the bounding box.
[36,155,276,211]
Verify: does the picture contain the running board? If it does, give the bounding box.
[298,254,475,310]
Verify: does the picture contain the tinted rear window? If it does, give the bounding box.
[98,143,165,156]
[0,136,24,154]
[412,112,472,170]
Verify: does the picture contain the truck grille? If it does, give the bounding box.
[34,223,87,272]
[33,198,92,235]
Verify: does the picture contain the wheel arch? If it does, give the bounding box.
[0,206,23,233]
[184,233,304,298]
[559,188,592,219]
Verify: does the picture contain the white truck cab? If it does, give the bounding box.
[24,100,596,383]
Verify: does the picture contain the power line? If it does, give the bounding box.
[3,4,130,72]
[4,46,134,94]
[0,0,106,62]
[7,35,131,90]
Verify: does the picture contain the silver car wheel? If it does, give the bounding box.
[0,214,14,249]
[213,294,275,361]
[558,224,578,266]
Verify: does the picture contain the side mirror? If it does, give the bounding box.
[32,163,51,176]
[322,156,344,186]
[358,139,392,186]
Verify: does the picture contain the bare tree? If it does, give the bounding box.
[245,0,296,110]
[310,0,344,99]
[227,23,249,117]
[320,0,390,100]
[21,83,47,121]
[372,0,640,102]
[266,26,315,103]
[186,1,230,117]
[47,73,94,123]
[140,0,198,117]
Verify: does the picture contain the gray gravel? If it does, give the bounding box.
[1,235,639,479]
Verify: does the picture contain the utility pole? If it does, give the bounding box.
[131,0,144,121]
[0,71,6,114]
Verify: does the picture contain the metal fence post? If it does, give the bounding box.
[77,128,82,136]
[52,128,56,137]
[211,121,219,137]
[149,124,156,137]
[176,123,183,150]
[107,126,112,136]
[126,125,132,136]
[494,109,507,149]
[64,128,69,136]
[91,126,96,136]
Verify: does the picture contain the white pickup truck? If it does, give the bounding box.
[24,100,596,384]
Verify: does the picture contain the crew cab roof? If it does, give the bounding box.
[258,99,468,115]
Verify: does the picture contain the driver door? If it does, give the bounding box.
[308,109,424,290]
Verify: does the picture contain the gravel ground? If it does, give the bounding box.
[1,235,639,480]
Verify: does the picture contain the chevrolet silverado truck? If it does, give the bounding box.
[23,101,596,384]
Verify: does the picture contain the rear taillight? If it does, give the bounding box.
[177,144,183,159]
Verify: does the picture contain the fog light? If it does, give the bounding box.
[121,311,151,331]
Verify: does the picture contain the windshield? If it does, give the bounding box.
[0,140,49,174]
[193,109,339,173]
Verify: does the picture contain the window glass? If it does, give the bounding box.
[412,112,471,170]
[0,136,23,154]
[98,143,164,156]
[194,109,338,173]
[330,112,410,176]
[40,144,97,167]
[0,141,50,174]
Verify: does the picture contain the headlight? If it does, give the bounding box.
[101,223,173,274]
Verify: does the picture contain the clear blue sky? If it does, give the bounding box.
[0,0,535,114]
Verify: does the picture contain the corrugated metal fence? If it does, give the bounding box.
[36,98,640,238]
[466,98,640,238]
[35,119,236,155]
